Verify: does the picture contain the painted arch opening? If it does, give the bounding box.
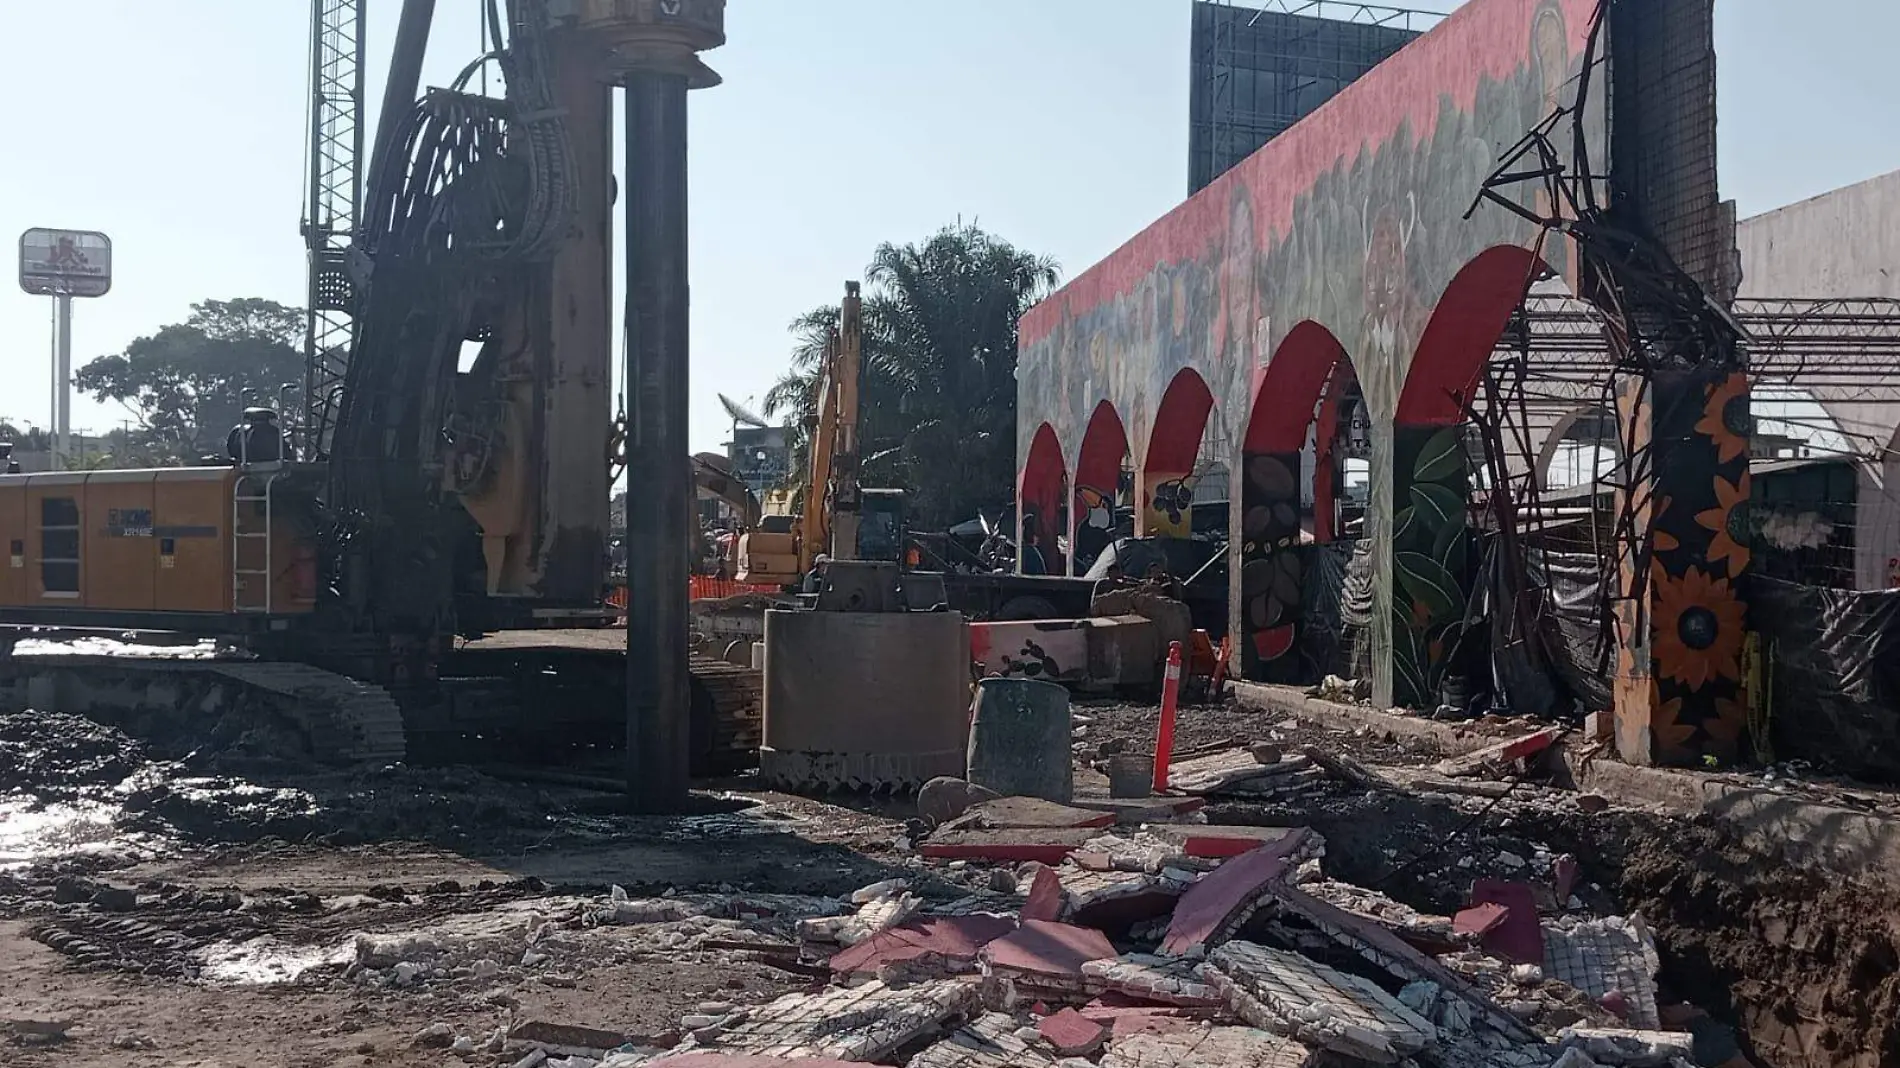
[1072,401,1130,576]
[1141,369,1218,540]
[1018,422,1068,576]
[1386,245,1546,710]
[1239,321,1355,682]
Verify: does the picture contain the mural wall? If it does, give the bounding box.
[1018,0,1606,704]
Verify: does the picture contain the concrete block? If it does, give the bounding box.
[1209,942,1436,1063]
[1100,1024,1322,1068]
[664,978,977,1062]
[908,1012,1059,1068]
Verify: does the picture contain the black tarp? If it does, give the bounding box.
[1745,575,1900,782]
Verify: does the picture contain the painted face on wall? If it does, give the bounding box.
[1362,194,1419,366]
[1222,188,1258,365]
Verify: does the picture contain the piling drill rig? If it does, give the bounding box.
[0,0,748,775]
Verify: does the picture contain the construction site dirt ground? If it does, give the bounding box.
[2,698,1897,1067]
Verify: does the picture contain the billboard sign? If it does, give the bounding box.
[19,228,112,297]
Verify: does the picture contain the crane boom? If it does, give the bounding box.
[301,0,368,459]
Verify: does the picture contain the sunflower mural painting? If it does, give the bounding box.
[1390,424,1473,708]
[1618,367,1754,766]
[1240,452,1304,681]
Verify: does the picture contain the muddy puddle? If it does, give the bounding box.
[195,936,356,985]
[0,797,124,870]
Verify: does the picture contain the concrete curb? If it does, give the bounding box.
[1234,682,1900,882]
[1233,682,1486,755]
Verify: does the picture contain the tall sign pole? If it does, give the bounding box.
[19,229,112,471]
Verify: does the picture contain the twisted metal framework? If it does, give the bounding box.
[302,0,366,458]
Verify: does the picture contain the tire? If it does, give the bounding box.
[995,595,1060,622]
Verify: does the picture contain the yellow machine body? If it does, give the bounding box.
[0,468,313,619]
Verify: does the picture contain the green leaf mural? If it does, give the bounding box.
[1397,552,1463,623]
[1414,425,1467,484]
[1410,482,1463,530]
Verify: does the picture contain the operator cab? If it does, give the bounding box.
[856,488,908,563]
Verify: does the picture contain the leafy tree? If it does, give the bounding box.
[74,298,305,463]
[767,225,1059,529]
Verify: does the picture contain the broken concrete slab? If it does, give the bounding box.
[663,978,977,1062]
[1453,902,1510,939]
[1145,824,1317,861]
[921,828,1099,865]
[981,920,1117,994]
[1021,865,1065,923]
[1208,941,1436,1064]
[1059,863,1197,930]
[1300,880,1459,950]
[1541,916,1662,1030]
[943,796,1120,832]
[908,1012,1059,1068]
[1556,1025,1695,1066]
[1080,1001,1211,1039]
[1433,728,1561,778]
[653,1048,862,1056]
[1257,881,1536,1043]
[1081,953,1224,1007]
[826,916,1016,980]
[1067,794,1208,824]
[1169,750,1322,797]
[1038,1008,1108,1056]
[1469,880,1544,964]
[1099,1025,1321,1068]
[1160,829,1316,956]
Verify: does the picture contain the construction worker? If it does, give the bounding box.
[802,553,831,595]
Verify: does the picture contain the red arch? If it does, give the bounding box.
[1244,321,1349,453]
[1075,401,1128,496]
[1145,369,1216,476]
[1018,422,1068,572]
[1397,246,1545,426]
[1072,402,1129,575]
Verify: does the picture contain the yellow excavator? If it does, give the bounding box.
[737,281,909,585]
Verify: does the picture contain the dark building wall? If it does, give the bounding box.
[1189,3,1424,195]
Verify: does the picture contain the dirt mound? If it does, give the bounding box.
[1618,819,1900,1068]
[0,709,149,799]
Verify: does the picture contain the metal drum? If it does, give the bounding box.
[966,676,1073,803]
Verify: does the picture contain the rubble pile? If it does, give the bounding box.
[316,735,1723,1068]
[511,742,1712,1067]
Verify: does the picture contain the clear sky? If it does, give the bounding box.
[2,1,1895,453]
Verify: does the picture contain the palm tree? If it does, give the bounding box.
[766,224,1059,529]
